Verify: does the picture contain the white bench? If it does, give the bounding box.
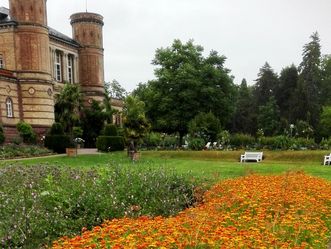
[241,152,263,163]
[324,153,331,165]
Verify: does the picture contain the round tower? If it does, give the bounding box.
[9,0,54,132]
[70,12,105,105]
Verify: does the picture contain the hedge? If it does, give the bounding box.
[44,135,71,153]
[96,136,124,152]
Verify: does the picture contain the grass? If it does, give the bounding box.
[3,150,331,183]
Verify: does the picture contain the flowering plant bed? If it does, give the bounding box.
[53,172,331,248]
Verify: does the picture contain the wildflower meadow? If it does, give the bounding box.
[53,172,331,248]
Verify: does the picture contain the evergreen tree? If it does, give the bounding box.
[276,65,299,123]
[231,79,257,134]
[254,62,279,107]
[320,55,331,106]
[297,32,322,128]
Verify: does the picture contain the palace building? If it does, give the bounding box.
[0,0,117,140]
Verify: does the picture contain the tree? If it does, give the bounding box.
[275,65,299,123]
[297,32,322,128]
[231,79,257,134]
[54,83,82,133]
[254,62,279,107]
[106,80,127,100]
[257,96,280,136]
[188,112,221,143]
[320,55,331,106]
[135,39,235,144]
[123,95,150,146]
[81,100,106,148]
[318,106,331,139]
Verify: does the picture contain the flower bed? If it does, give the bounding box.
[53,172,331,248]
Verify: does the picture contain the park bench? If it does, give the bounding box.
[240,151,263,163]
[323,153,331,165]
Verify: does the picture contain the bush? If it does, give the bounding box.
[72,126,83,138]
[290,137,316,150]
[49,122,64,135]
[230,133,255,148]
[0,124,5,145]
[0,164,197,248]
[259,135,291,150]
[96,136,124,152]
[44,135,71,153]
[188,138,205,151]
[143,132,162,149]
[16,121,37,144]
[103,124,118,136]
[0,144,51,159]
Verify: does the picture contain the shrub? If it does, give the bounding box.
[0,144,51,159]
[72,126,83,138]
[230,133,255,148]
[143,132,162,148]
[16,121,37,144]
[0,164,197,248]
[259,135,291,150]
[0,124,5,144]
[49,122,64,135]
[188,138,205,151]
[96,136,124,152]
[103,124,118,136]
[290,137,316,150]
[44,135,71,153]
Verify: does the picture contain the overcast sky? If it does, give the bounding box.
[1,0,331,91]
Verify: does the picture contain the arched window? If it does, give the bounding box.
[6,97,13,118]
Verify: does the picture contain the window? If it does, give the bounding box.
[6,98,13,118]
[0,55,4,69]
[55,51,62,82]
[67,55,74,83]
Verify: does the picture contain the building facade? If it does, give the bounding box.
[0,0,112,140]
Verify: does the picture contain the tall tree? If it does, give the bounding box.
[54,84,82,133]
[254,62,279,107]
[297,32,322,128]
[135,39,235,143]
[231,79,257,134]
[320,55,331,106]
[106,80,127,100]
[275,65,299,123]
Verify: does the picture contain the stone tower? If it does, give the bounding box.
[70,12,105,105]
[9,0,54,130]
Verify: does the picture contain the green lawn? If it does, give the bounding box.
[2,150,331,183]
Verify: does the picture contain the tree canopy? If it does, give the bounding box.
[134,39,235,143]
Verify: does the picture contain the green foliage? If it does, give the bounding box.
[0,144,50,159]
[81,100,106,148]
[230,133,255,148]
[55,83,82,133]
[254,62,279,107]
[218,130,230,148]
[257,96,280,136]
[320,55,331,106]
[143,132,162,148]
[96,136,125,152]
[259,136,316,150]
[135,39,235,142]
[103,124,118,136]
[44,135,71,153]
[318,106,331,139]
[123,96,150,143]
[16,121,37,144]
[49,122,64,135]
[0,124,5,145]
[232,79,257,134]
[105,80,127,100]
[0,164,196,248]
[72,126,83,138]
[188,137,205,151]
[188,112,221,143]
